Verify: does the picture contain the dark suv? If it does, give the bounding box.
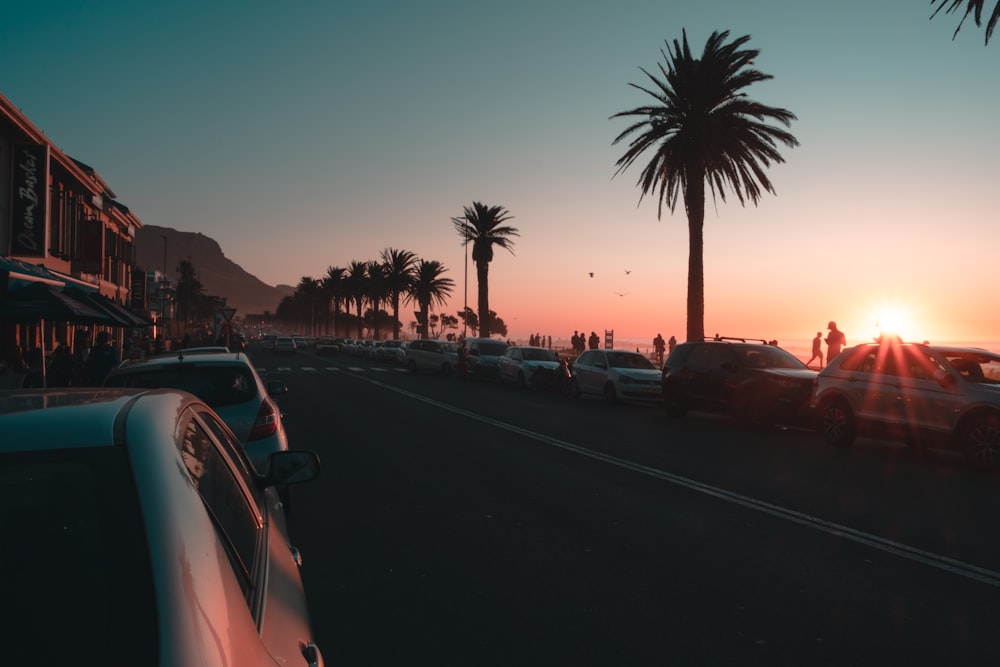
[661,337,817,427]
[811,341,1000,470]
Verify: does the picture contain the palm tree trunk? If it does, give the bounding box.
[685,169,706,343]
[477,260,490,339]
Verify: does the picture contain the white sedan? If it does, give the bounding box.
[570,349,662,403]
[496,346,561,388]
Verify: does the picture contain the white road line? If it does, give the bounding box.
[302,367,317,371]
[355,373,1000,589]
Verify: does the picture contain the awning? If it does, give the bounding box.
[0,282,115,324]
[0,256,65,287]
[63,287,151,328]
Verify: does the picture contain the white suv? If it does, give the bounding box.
[105,350,289,471]
[811,341,1000,470]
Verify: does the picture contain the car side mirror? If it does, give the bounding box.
[263,450,321,487]
[268,380,288,396]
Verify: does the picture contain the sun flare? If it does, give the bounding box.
[871,302,920,342]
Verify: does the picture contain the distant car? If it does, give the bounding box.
[104,350,290,472]
[661,337,817,427]
[378,339,405,362]
[293,335,310,350]
[405,339,459,375]
[570,349,662,403]
[464,337,509,379]
[0,388,323,667]
[496,345,561,388]
[811,340,1000,470]
[261,333,277,352]
[274,336,297,355]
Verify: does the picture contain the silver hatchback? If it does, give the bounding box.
[0,388,322,666]
[811,341,1000,470]
[104,350,289,472]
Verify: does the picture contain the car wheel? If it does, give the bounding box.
[821,399,855,447]
[961,414,1000,471]
[570,378,581,398]
[407,360,417,373]
[603,382,618,404]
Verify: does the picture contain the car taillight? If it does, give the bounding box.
[249,399,279,441]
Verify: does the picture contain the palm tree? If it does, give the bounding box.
[322,266,346,336]
[365,260,389,340]
[611,30,798,343]
[380,248,417,339]
[409,260,455,338]
[931,0,998,44]
[344,260,369,339]
[451,202,519,339]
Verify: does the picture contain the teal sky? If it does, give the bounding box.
[3,1,997,343]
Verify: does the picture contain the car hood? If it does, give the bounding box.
[614,369,662,380]
[525,360,561,369]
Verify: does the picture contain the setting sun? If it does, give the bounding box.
[871,302,920,342]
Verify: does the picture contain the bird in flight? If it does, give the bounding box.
[613,291,630,297]
[588,272,594,278]
[624,269,631,275]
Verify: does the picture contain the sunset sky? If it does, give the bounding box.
[3,1,997,346]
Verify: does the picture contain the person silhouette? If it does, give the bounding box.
[806,331,824,368]
[653,333,666,364]
[825,321,846,363]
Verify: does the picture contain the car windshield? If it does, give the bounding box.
[523,348,558,362]
[0,448,156,664]
[606,352,656,370]
[106,365,258,407]
[739,346,807,370]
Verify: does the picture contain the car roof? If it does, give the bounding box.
[0,388,196,452]
[111,350,255,370]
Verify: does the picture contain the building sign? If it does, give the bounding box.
[10,144,49,257]
[130,270,146,310]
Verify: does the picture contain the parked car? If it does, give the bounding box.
[274,336,297,354]
[293,335,310,350]
[0,388,323,667]
[811,340,1000,470]
[570,349,662,403]
[378,339,405,362]
[661,337,817,427]
[464,337,509,378]
[104,350,289,471]
[405,338,459,375]
[496,345,561,388]
[260,333,277,351]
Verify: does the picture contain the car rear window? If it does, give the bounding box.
[0,448,157,665]
[479,341,508,356]
[107,365,258,407]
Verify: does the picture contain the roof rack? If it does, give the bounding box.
[704,336,769,344]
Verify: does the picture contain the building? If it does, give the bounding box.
[1,90,148,384]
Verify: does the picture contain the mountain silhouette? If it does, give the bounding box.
[134,225,294,316]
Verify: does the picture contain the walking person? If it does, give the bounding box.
[653,333,666,365]
[84,331,119,386]
[825,321,846,364]
[806,331,824,368]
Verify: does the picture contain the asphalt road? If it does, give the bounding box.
[256,345,1000,666]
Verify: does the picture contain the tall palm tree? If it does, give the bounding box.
[611,30,798,343]
[344,260,369,339]
[932,0,998,44]
[409,259,455,338]
[451,202,519,339]
[380,248,417,339]
[322,266,346,336]
[365,260,389,340]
